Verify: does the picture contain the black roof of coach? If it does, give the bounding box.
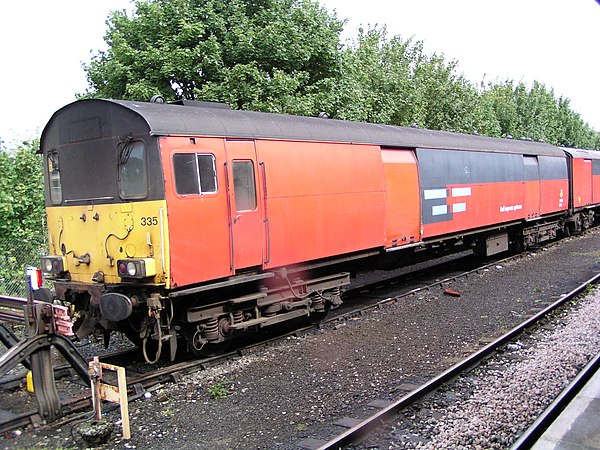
[561,147,600,159]
[44,99,565,156]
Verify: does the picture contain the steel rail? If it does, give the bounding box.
[510,350,600,449]
[0,294,28,309]
[0,295,37,324]
[0,410,42,435]
[316,271,600,450]
[0,309,24,323]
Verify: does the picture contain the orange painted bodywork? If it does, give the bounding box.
[539,179,569,215]
[225,140,266,270]
[571,158,593,207]
[161,137,387,287]
[255,140,386,269]
[524,179,541,220]
[160,137,232,288]
[381,149,421,247]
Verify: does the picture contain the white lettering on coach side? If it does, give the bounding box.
[499,204,523,213]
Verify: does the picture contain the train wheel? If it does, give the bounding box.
[185,318,233,357]
[186,329,231,357]
[303,296,331,325]
[303,308,329,325]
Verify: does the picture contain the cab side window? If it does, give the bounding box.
[119,141,148,199]
[48,151,62,204]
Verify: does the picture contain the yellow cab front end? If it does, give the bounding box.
[39,99,171,343]
[44,201,169,287]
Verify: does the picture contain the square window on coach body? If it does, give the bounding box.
[173,153,217,195]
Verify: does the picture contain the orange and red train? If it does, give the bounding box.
[38,99,600,360]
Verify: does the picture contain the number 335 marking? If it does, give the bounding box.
[141,216,158,226]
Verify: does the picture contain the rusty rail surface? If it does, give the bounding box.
[0,295,28,324]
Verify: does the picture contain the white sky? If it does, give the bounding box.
[0,0,598,146]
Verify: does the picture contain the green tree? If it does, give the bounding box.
[0,140,46,295]
[481,80,599,149]
[557,97,599,149]
[482,80,519,138]
[82,0,343,115]
[322,27,493,136]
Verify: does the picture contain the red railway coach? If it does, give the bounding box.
[563,148,600,230]
[38,99,594,361]
[415,146,570,252]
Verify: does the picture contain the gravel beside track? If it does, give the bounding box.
[362,284,600,449]
[3,230,600,450]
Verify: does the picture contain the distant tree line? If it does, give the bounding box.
[82,0,599,149]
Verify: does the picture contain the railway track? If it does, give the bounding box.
[0,249,496,434]
[511,350,600,449]
[0,234,594,437]
[0,295,28,323]
[309,271,600,450]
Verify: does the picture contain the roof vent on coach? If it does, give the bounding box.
[149,95,165,104]
[171,99,231,109]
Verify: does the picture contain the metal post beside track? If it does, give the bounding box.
[89,356,131,440]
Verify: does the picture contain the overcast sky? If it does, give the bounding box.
[0,0,598,146]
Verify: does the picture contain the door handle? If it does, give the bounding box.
[233,214,241,224]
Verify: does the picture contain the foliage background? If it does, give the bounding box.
[1,0,599,294]
[0,140,46,296]
[82,1,599,149]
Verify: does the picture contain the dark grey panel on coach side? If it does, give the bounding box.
[417,148,527,224]
[538,156,568,180]
[416,148,526,188]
